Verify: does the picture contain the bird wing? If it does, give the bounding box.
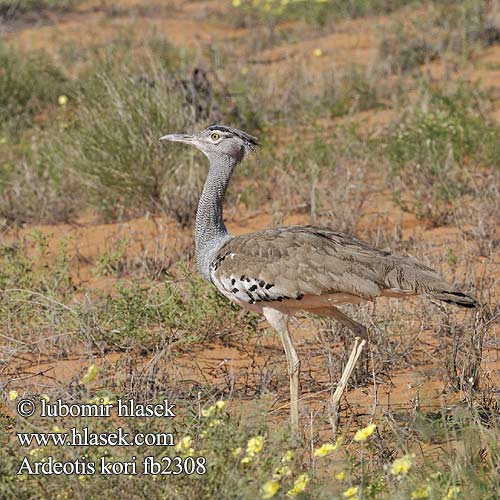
[209,225,448,306]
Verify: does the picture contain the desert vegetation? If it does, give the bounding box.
[0,0,499,499]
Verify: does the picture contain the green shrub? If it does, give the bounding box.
[226,63,390,130]
[84,267,258,349]
[382,84,500,222]
[38,60,206,221]
[378,29,438,74]
[0,0,78,19]
[0,41,75,225]
[0,37,204,225]
[0,41,67,132]
[0,241,258,352]
[376,0,500,75]
[230,0,416,28]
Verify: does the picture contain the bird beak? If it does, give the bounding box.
[159,133,194,144]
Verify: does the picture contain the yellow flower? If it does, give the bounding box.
[51,426,63,433]
[273,464,292,479]
[246,435,264,456]
[443,486,460,499]
[411,486,431,499]
[81,364,98,385]
[336,471,346,481]
[88,396,112,405]
[314,438,341,457]
[261,480,280,499]
[215,400,226,411]
[343,486,359,498]
[201,405,216,417]
[353,423,376,442]
[176,436,192,452]
[58,95,68,106]
[390,455,413,476]
[241,455,252,465]
[313,48,323,57]
[41,394,50,403]
[232,447,242,457]
[9,390,18,401]
[287,473,309,496]
[209,418,222,427]
[282,450,294,462]
[232,0,241,6]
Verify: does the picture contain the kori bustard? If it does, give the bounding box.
[160,125,476,433]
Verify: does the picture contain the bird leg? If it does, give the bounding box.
[318,306,368,340]
[330,337,366,436]
[263,307,300,434]
[314,307,368,436]
[279,324,301,434]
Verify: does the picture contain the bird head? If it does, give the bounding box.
[160,125,258,163]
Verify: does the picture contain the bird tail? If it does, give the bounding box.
[384,259,477,308]
[431,291,477,308]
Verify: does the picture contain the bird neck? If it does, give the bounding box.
[195,154,236,281]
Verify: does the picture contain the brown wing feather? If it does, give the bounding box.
[210,225,475,309]
[210,225,457,306]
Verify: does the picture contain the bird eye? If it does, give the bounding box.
[210,133,221,141]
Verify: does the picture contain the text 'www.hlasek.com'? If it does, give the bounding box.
[15,398,207,476]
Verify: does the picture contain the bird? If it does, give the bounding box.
[160,125,476,433]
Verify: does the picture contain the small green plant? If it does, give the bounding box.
[86,265,258,349]
[317,66,388,118]
[378,27,438,74]
[93,239,129,277]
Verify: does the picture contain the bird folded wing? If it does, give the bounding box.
[209,225,393,305]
